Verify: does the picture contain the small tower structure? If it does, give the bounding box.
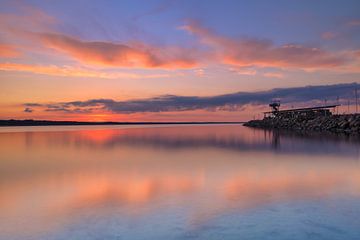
[269,99,281,112]
[264,99,281,118]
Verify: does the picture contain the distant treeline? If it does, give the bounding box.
[0,119,243,127]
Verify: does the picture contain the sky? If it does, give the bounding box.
[0,0,360,121]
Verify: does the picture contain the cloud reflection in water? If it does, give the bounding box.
[0,125,360,239]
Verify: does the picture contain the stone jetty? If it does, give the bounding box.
[244,114,360,134]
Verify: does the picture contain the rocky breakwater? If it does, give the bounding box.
[244,114,360,134]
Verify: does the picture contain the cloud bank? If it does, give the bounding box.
[24,83,358,114]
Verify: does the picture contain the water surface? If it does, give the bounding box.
[0,124,360,240]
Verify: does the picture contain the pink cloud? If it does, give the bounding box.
[321,31,337,40]
[182,21,349,70]
[228,67,257,76]
[0,3,56,34]
[347,19,360,26]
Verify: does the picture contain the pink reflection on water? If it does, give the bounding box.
[0,125,359,238]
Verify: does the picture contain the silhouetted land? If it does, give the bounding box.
[245,113,360,135]
[0,119,244,127]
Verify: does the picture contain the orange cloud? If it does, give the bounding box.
[0,44,20,58]
[263,72,284,78]
[36,32,199,69]
[0,62,170,79]
[182,21,349,70]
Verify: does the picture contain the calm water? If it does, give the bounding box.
[1,124,360,240]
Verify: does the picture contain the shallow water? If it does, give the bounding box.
[0,124,360,240]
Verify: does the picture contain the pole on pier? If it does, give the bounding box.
[355,88,358,113]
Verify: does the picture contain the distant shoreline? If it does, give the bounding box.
[0,119,244,127]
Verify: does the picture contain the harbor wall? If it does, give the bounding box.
[244,113,360,134]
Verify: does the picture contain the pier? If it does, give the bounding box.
[245,103,360,134]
